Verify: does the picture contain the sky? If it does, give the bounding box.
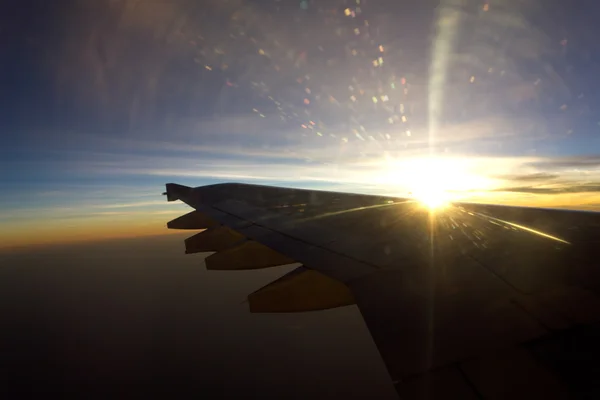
[3,0,600,248]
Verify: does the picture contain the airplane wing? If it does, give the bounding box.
[164,182,600,399]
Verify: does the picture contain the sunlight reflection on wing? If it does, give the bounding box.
[470,211,571,244]
[298,200,416,222]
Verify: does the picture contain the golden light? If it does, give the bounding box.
[379,156,493,210]
[412,186,450,210]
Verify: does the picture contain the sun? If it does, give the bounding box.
[400,158,457,210]
[380,156,491,210]
[411,186,450,210]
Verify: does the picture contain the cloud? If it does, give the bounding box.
[496,172,559,182]
[36,190,67,197]
[528,156,600,170]
[494,182,600,195]
[89,210,186,216]
[489,158,600,197]
[97,200,168,209]
[14,123,600,210]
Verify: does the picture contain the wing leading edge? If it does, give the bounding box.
[165,182,600,399]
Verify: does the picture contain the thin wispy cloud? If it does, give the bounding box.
[496,173,560,182]
[97,200,169,209]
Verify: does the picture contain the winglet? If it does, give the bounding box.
[165,183,192,202]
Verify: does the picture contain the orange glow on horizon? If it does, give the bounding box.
[0,211,188,251]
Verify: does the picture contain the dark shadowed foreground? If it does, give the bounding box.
[0,233,396,398]
[165,182,600,399]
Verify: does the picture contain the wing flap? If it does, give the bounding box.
[184,226,246,254]
[205,240,296,270]
[248,266,355,313]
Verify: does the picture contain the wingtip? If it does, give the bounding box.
[164,183,192,202]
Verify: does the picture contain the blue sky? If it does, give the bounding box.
[3,0,600,248]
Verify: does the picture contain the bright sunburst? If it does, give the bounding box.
[380,156,492,210]
[411,186,450,210]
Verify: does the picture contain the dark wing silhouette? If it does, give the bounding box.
[165,182,600,399]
